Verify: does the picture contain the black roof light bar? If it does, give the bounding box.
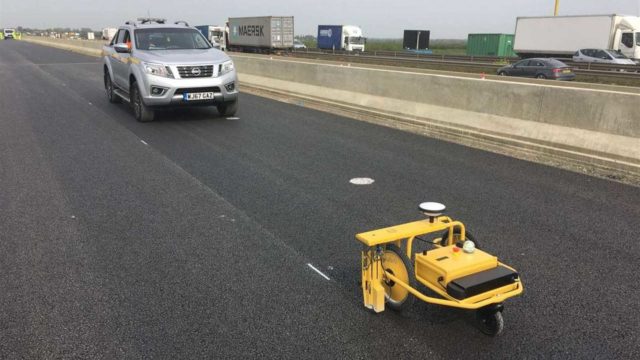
[136,18,167,25]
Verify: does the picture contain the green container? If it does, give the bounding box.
[466,34,517,57]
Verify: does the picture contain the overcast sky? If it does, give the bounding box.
[1,0,639,38]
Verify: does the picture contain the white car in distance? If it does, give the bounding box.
[572,49,637,65]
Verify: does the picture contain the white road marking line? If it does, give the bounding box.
[226,117,240,120]
[88,102,92,105]
[307,263,331,281]
[350,177,375,185]
[140,140,148,145]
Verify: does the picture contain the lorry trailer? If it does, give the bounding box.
[317,25,365,51]
[514,14,640,60]
[102,27,117,41]
[403,30,430,51]
[196,25,227,51]
[227,16,294,52]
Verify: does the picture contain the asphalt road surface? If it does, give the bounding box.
[1,40,639,359]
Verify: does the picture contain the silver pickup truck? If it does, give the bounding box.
[103,18,238,122]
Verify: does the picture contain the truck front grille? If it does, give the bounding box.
[177,65,214,78]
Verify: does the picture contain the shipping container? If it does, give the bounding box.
[228,16,294,51]
[467,34,516,57]
[403,30,430,50]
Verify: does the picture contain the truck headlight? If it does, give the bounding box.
[143,62,174,78]
[219,60,234,76]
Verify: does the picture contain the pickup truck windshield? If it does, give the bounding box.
[5,29,14,34]
[135,28,211,51]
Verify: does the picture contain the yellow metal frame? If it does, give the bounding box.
[356,216,465,259]
[357,215,523,313]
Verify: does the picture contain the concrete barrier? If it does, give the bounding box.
[21,36,640,172]
[22,36,103,56]
[232,55,640,169]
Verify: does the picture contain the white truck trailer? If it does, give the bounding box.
[513,14,640,60]
[102,27,117,41]
[195,25,227,51]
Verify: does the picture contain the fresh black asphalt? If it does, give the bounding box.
[1,40,639,359]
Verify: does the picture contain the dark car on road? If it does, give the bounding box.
[497,58,575,80]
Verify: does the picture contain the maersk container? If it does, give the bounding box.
[228,16,294,50]
[403,30,430,50]
[317,25,343,49]
[466,34,517,57]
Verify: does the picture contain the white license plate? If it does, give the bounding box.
[184,92,214,101]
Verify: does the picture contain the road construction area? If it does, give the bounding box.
[1,41,639,358]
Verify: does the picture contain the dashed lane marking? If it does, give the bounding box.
[307,263,331,281]
[350,177,375,185]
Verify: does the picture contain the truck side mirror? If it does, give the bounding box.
[114,43,130,53]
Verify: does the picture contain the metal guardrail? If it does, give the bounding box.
[292,48,640,77]
[290,49,640,81]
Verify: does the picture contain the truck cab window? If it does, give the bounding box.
[621,33,633,48]
[637,33,640,46]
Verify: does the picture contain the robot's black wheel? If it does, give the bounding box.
[476,309,504,336]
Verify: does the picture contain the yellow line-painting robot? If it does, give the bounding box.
[356,202,523,336]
